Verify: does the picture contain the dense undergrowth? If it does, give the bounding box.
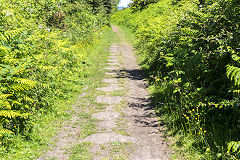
[112,0,240,159]
[0,0,117,158]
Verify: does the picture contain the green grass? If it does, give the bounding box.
[110,142,132,160]
[111,25,136,46]
[109,89,127,97]
[69,142,93,160]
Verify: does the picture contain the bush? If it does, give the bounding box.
[112,0,240,159]
[0,0,116,152]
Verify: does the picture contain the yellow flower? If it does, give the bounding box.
[192,109,195,112]
[204,130,207,133]
[186,116,189,119]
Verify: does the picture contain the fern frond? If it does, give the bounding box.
[0,100,11,109]
[2,28,24,41]
[3,58,21,64]
[0,128,14,137]
[11,78,37,90]
[232,54,240,62]
[38,66,55,71]
[10,100,22,106]
[233,90,240,94]
[0,33,8,42]
[24,96,33,103]
[226,65,240,86]
[39,83,50,89]
[0,110,23,119]
[13,78,36,85]
[0,46,8,53]
[0,94,12,100]
[14,68,35,75]
[10,84,30,91]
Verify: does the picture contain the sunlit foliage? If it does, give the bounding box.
[0,0,117,152]
[112,0,240,159]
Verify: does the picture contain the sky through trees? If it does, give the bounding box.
[118,0,132,7]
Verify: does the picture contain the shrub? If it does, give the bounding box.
[0,0,117,152]
[112,0,240,159]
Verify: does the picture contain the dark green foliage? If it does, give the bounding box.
[112,0,240,159]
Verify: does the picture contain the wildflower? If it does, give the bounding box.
[5,10,12,16]
[204,130,207,133]
[186,116,189,119]
[192,109,195,112]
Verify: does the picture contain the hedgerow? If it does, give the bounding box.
[112,0,240,159]
[0,0,117,155]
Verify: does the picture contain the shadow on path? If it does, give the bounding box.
[111,68,168,131]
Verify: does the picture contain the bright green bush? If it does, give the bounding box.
[0,0,117,153]
[112,0,240,159]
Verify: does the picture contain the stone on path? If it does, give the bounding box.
[83,133,137,144]
[98,121,116,132]
[107,62,120,66]
[104,66,119,71]
[92,111,120,120]
[110,49,119,52]
[103,79,118,84]
[107,59,118,63]
[96,96,121,104]
[108,56,117,59]
[96,86,124,92]
[106,72,118,76]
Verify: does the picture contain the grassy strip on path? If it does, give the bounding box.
[69,26,132,160]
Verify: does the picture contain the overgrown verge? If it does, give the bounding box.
[112,0,240,159]
[0,0,117,158]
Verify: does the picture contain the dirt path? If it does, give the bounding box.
[37,26,171,160]
[85,26,171,159]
